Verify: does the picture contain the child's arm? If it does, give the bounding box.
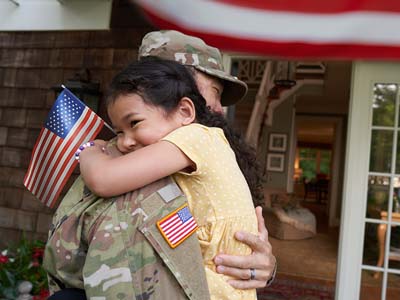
[79,140,193,197]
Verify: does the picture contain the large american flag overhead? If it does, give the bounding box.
[135,0,400,59]
[23,89,104,208]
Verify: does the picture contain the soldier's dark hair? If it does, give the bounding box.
[106,57,264,205]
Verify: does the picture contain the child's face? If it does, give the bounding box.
[108,94,181,154]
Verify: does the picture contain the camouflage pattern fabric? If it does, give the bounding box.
[138,30,248,106]
[43,141,210,300]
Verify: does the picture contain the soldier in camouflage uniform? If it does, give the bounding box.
[44,140,210,300]
[138,31,276,289]
[43,30,276,300]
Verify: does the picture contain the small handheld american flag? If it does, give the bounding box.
[157,204,198,248]
[23,88,104,208]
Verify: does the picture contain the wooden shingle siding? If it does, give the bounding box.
[0,3,155,246]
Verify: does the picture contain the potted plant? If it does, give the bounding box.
[0,236,49,300]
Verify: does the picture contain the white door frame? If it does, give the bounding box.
[336,61,400,299]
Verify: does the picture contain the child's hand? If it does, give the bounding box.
[92,139,107,151]
[77,140,108,166]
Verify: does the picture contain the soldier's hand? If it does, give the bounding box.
[214,206,276,289]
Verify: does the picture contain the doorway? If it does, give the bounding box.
[294,116,344,228]
[270,115,345,283]
[223,56,354,297]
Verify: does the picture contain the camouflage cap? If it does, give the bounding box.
[138,30,248,106]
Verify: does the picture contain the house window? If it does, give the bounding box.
[362,82,400,293]
[298,148,332,181]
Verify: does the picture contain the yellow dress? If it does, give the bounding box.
[162,124,258,300]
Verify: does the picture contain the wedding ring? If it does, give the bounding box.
[250,268,256,280]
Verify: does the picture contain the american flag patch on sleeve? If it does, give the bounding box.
[157,204,198,248]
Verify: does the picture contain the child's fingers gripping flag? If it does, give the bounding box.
[23,88,104,208]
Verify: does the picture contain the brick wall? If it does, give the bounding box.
[0,25,154,247]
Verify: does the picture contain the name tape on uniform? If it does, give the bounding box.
[157,181,182,203]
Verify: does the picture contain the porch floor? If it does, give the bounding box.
[270,228,338,281]
[267,201,400,299]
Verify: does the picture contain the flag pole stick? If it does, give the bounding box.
[104,122,115,134]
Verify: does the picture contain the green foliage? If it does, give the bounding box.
[299,159,316,180]
[372,83,396,127]
[0,236,48,299]
[299,148,317,180]
[370,84,398,173]
[369,130,393,173]
[319,150,331,175]
[299,148,331,180]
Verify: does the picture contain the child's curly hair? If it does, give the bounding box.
[106,57,264,206]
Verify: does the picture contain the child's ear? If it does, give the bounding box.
[177,97,196,125]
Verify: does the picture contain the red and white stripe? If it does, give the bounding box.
[135,0,400,59]
[158,210,197,247]
[23,108,103,207]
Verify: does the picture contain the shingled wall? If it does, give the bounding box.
[0,3,155,246]
[0,2,254,248]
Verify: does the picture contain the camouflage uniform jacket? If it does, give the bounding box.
[43,143,210,300]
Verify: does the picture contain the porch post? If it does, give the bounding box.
[335,62,371,299]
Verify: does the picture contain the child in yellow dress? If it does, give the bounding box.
[79,58,260,300]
